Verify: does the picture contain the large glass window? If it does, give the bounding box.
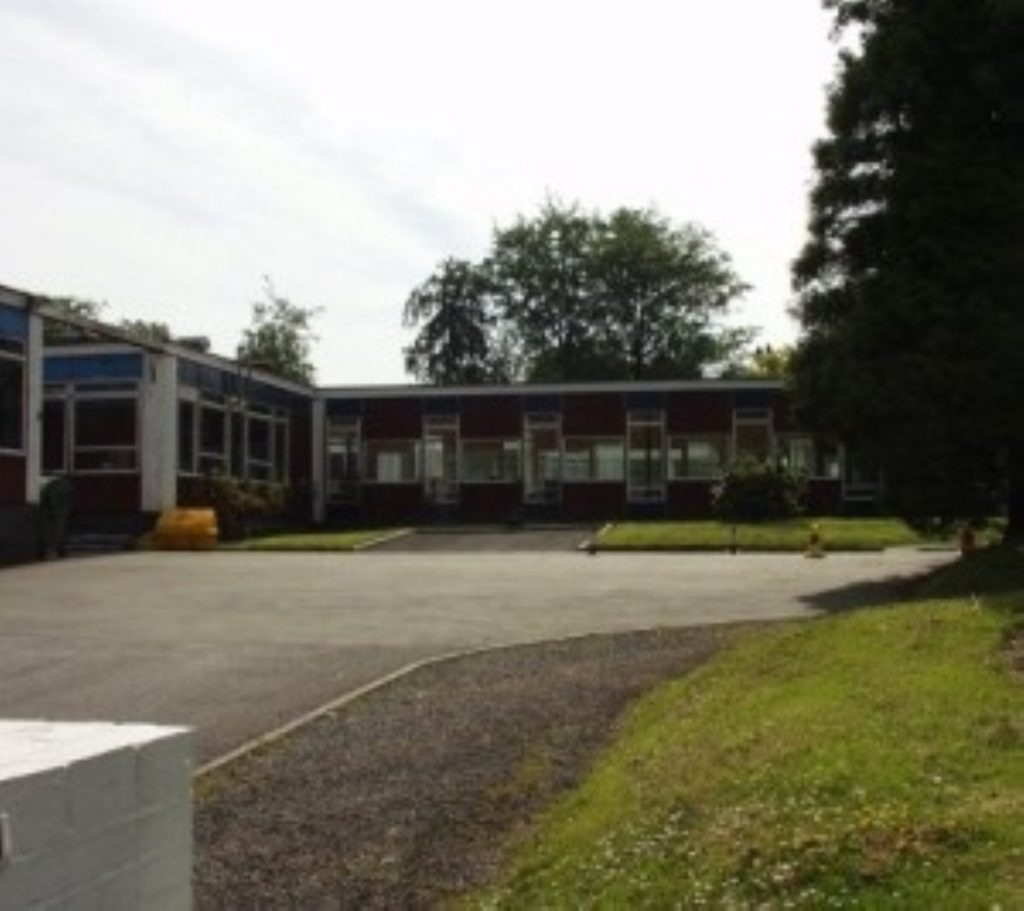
[247,415,272,481]
[734,408,773,461]
[327,417,360,501]
[74,396,137,471]
[199,403,229,476]
[274,420,288,483]
[424,415,458,502]
[365,440,419,483]
[778,435,816,475]
[668,436,729,480]
[178,401,196,473]
[627,411,665,501]
[0,356,24,451]
[461,439,521,483]
[524,414,561,503]
[563,438,624,482]
[43,398,66,473]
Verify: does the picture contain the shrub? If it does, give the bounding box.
[178,476,290,540]
[713,456,807,523]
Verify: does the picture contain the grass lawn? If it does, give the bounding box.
[597,517,968,552]
[473,547,1024,908]
[222,529,403,552]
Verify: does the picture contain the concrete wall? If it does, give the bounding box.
[0,721,192,910]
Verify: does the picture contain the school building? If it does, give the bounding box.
[0,284,879,560]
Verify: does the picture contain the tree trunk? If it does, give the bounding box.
[1006,446,1024,542]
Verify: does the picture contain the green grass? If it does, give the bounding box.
[222,529,402,552]
[472,547,1024,909]
[598,517,960,552]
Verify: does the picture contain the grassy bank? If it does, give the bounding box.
[223,529,402,551]
[475,547,1024,908]
[598,518,956,552]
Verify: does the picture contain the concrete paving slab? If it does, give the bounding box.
[0,549,952,761]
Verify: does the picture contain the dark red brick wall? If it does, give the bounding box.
[666,391,732,433]
[807,479,842,514]
[563,393,625,435]
[459,484,521,522]
[0,454,26,506]
[562,483,626,520]
[666,482,715,519]
[361,484,423,524]
[772,390,798,432]
[69,474,141,515]
[362,398,421,440]
[460,396,522,438]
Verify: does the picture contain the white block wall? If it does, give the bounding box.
[0,721,193,911]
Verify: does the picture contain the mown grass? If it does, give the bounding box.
[222,529,402,551]
[598,517,965,552]
[472,547,1024,909]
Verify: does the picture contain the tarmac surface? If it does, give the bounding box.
[0,547,952,762]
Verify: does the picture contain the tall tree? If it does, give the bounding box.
[490,201,607,381]
[590,208,750,379]
[402,258,506,384]
[792,0,1024,532]
[237,279,320,385]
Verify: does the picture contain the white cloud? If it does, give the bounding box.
[0,0,837,382]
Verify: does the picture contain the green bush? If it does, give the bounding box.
[713,456,807,523]
[178,476,291,540]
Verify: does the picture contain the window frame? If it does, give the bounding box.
[460,437,521,484]
[71,386,140,475]
[668,434,730,481]
[0,344,26,456]
[562,435,626,484]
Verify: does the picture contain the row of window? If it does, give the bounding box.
[326,416,839,502]
[40,388,292,482]
[177,397,290,483]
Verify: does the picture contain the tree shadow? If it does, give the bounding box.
[798,570,934,615]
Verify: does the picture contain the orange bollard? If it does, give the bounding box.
[805,522,825,559]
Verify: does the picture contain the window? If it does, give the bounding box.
[247,414,272,481]
[778,435,815,475]
[423,415,458,503]
[365,440,419,483]
[178,401,196,473]
[524,414,561,502]
[734,408,773,461]
[43,398,66,473]
[199,403,229,476]
[0,355,24,451]
[327,417,360,501]
[669,436,728,480]
[563,438,624,482]
[74,396,137,472]
[461,440,520,483]
[274,420,288,483]
[628,411,665,501]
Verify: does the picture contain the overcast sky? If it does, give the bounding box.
[0,0,839,384]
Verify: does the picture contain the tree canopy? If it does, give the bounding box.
[237,279,321,385]
[404,201,751,384]
[792,0,1024,530]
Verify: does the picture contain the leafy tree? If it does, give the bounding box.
[44,297,107,344]
[489,201,609,381]
[402,258,506,384]
[237,279,320,385]
[404,201,751,383]
[117,319,171,344]
[792,0,1024,534]
[733,344,794,380]
[589,208,750,379]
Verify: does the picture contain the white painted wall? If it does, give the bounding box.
[141,353,178,513]
[25,307,42,505]
[0,721,193,911]
[312,396,326,524]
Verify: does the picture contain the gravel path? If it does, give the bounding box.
[195,624,747,909]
